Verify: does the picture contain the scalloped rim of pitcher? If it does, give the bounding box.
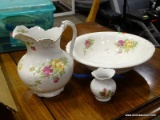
[12,25,64,41]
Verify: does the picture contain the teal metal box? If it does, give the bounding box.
[0,0,56,53]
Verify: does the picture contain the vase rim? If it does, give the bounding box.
[91,68,115,80]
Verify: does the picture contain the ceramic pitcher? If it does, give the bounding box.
[12,20,77,98]
[90,68,116,102]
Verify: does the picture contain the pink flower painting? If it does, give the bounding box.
[54,78,59,83]
[99,88,112,97]
[115,39,138,53]
[28,57,68,86]
[117,40,124,46]
[85,40,91,48]
[84,39,94,55]
[42,65,53,77]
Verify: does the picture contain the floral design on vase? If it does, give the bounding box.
[23,57,68,87]
[99,88,112,98]
[115,39,138,53]
[83,39,94,55]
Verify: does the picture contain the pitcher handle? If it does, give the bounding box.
[60,20,77,57]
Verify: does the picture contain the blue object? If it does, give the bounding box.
[0,0,56,37]
[73,73,93,78]
[72,73,125,79]
[0,0,55,17]
[0,0,56,53]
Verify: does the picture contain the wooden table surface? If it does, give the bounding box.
[0,22,160,120]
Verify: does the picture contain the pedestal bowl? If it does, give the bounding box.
[66,32,155,74]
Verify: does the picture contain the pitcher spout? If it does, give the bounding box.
[12,25,29,42]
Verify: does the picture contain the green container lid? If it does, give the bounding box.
[0,0,56,17]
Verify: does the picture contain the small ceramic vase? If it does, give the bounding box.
[90,68,116,102]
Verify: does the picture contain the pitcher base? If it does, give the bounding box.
[33,87,64,98]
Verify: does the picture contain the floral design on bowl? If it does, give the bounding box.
[66,32,155,74]
[83,39,94,55]
[115,39,138,53]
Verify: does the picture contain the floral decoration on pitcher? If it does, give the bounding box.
[17,29,28,34]
[83,39,94,55]
[115,39,138,53]
[25,41,36,51]
[27,57,68,87]
[99,88,112,98]
[25,41,56,51]
[18,58,24,70]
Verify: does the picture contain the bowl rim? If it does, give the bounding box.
[66,31,155,69]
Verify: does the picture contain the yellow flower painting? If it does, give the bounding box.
[115,39,138,53]
[28,57,68,87]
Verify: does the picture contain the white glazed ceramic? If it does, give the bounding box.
[12,20,77,98]
[90,68,116,102]
[66,32,155,74]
